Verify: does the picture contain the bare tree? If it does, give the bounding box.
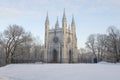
[85,26,120,63]
[86,34,97,62]
[96,34,108,61]
[0,33,7,66]
[13,41,32,63]
[3,25,32,64]
[106,26,120,62]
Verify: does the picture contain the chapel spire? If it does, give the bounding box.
[63,8,66,20]
[45,12,49,24]
[55,17,59,29]
[62,8,67,28]
[71,14,75,26]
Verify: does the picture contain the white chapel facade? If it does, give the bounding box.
[44,10,78,63]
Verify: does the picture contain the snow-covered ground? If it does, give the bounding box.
[0,63,120,80]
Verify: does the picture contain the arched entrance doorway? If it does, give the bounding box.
[69,50,73,63]
[52,49,58,63]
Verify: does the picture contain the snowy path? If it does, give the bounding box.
[0,63,120,80]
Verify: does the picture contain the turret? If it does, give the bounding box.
[45,12,49,48]
[44,12,50,62]
[71,15,78,63]
[62,9,68,62]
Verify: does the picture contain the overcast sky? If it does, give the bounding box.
[0,0,120,48]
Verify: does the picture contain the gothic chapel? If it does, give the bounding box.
[44,10,78,63]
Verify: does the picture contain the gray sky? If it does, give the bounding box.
[0,0,120,48]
